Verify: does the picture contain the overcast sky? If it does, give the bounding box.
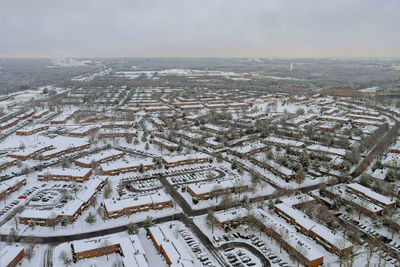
[1,0,399,58]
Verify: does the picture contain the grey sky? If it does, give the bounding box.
[1,0,399,58]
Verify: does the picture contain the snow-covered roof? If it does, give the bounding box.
[104,190,171,213]
[10,143,53,157]
[275,203,352,250]
[162,153,210,164]
[0,176,25,194]
[213,207,248,223]
[148,224,195,267]
[100,157,153,172]
[75,149,124,166]
[306,144,346,157]
[280,194,315,207]
[347,183,395,206]
[263,136,304,147]
[39,167,92,178]
[255,209,324,262]
[329,184,384,214]
[0,246,24,266]
[229,142,266,154]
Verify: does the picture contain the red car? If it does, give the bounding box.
[18,196,27,199]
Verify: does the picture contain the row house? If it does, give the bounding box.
[306,144,346,157]
[227,143,267,158]
[16,124,49,136]
[263,136,305,149]
[346,183,396,209]
[187,179,249,200]
[254,209,324,267]
[75,149,125,168]
[326,184,384,216]
[98,128,137,139]
[148,224,194,267]
[285,115,317,127]
[10,144,54,160]
[0,158,18,170]
[72,237,120,262]
[103,190,172,218]
[0,118,19,130]
[162,153,210,168]
[213,207,323,267]
[101,121,133,129]
[152,118,165,127]
[71,236,148,267]
[200,124,230,135]
[68,125,99,137]
[38,168,93,183]
[50,110,77,124]
[250,155,295,180]
[175,130,203,142]
[204,139,224,150]
[100,158,153,175]
[347,113,385,122]
[274,203,353,257]
[17,110,35,120]
[1,246,25,267]
[144,106,172,112]
[32,109,49,119]
[152,137,179,151]
[0,177,26,200]
[39,143,90,160]
[323,107,339,116]
[19,177,107,226]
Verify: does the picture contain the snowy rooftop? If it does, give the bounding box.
[75,149,124,165]
[162,153,210,163]
[100,157,153,172]
[255,209,324,262]
[280,194,315,207]
[263,136,304,147]
[347,183,395,206]
[148,224,195,267]
[39,167,92,177]
[306,144,346,156]
[230,142,266,154]
[275,203,352,249]
[0,246,24,266]
[213,207,248,223]
[104,190,171,213]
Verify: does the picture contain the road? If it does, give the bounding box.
[180,214,229,267]
[351,120,400,178]
[0,214,181,244]
[42,245,55,267]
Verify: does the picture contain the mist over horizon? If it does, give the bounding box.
[1,0,400,58]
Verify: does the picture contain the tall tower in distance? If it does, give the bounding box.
[289,63,294,71]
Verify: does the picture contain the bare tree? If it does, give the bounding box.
[25,246,34,262]
[6,228,16,244]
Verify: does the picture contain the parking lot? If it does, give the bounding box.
[339,213,400,265]
[215,232,290,267]
[221,246,261,267]
[125,178,162,192]
[29,189,65,208]
[167,169,222,185]
[178,228,218,267]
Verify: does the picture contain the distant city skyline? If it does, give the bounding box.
[1,0,399,58]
